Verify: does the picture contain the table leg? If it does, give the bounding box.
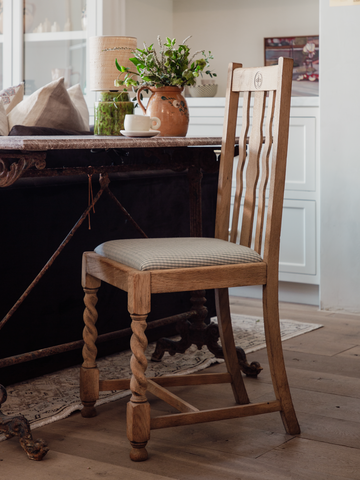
[0,385,49,460]
[151,152,262,377]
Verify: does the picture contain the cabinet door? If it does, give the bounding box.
[189,109,316,193]
[0,23,3,90]
[0,1,14,89]
[23,0,88,95]
[9,0,101,105]
[279,199,317,279]
[286,117,316,192]
[229,198,317,283]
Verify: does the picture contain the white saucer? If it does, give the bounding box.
[120,130,160,137]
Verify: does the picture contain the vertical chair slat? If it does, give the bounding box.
[254,90,276,254]
[215,63,242,242]
[230,91,251,243]
[263,57,293,268]
[240,91,266,248]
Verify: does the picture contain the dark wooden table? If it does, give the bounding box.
[0,135,222,460]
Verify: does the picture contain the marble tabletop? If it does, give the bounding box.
[0,135,223,151]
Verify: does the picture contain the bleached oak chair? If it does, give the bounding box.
[80,56,300,461]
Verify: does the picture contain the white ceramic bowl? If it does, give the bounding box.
[188,84,218,98]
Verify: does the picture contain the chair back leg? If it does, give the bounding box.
[215,288,250,404]
[262,282,300,434]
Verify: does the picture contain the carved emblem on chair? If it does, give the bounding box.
[254,71,263,89]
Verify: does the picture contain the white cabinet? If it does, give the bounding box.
[186,96,320,289]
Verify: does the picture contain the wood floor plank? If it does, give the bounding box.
[245,354,360,398]
[278,330,358,356]
[298,413,360,449]
[0,442,175,480]
[281,386,360,422]
[138,441,354,480]
[337,345,360,359]
[277,349,360,379]
[287,367,360,397]
[261,437,360,479]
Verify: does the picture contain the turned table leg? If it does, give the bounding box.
[151,290,262,377]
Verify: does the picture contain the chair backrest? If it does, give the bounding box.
[215,57,293,270]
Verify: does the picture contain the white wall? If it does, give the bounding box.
[103,0,174,46]
[319,0,360,313]
[103,0,319,97]
[173,0,319,96]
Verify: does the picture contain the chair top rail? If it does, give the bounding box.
[232,65,279,92]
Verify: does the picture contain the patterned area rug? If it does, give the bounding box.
[0,314,322,438]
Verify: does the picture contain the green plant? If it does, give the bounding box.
[113,36,216,89]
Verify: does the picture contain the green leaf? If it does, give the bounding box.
[131,57,143,67]
[115,59,129,72]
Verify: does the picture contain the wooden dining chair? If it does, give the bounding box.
[80,56,300,461]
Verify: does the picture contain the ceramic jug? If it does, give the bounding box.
[137,86,189,137]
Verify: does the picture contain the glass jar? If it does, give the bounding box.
[94,91,134,136]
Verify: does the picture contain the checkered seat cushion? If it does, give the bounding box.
[94,237,263,271]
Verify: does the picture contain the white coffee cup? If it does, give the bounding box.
[124,114,161,132]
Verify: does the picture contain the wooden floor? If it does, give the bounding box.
[2,297,360,479]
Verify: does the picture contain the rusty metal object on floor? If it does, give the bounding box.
[0,385,49,461]
[151,290,262,377]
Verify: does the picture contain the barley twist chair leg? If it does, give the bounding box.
[80,286,100,418]
[127,313,151,462]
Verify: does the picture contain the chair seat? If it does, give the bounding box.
[94,237,263,271]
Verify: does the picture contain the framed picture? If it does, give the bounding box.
[264,35,319,96]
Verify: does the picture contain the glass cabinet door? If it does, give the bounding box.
[0,28,3,91]
[1,0,102,106]
[0,0,13,90]
[23,0,88,95]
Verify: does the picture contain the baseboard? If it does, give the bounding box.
[229,282,319,306]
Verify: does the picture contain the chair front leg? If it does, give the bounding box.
[80,285,100,418]
[127,313,151,462]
